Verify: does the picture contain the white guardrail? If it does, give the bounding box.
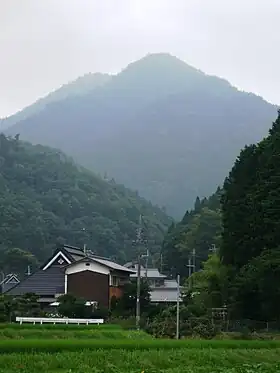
[16,317,104,325]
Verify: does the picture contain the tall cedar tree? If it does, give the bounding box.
[221,110,280,320]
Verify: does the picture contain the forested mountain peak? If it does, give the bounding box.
[4,54,277,217]
[0,133,171,271]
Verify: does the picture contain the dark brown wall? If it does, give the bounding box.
[109,286,123,300]
[67,271,109,308]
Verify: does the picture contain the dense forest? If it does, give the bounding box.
[4,53,276,217]
[220,110,280,321]
[182,111,280,323]
[162,188,222,278]
[0,134,171,276]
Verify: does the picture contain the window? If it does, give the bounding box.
[111,276,119,287]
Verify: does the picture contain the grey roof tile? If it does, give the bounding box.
[130,268,166,278]
[92,257,135,273]
[6,267,64,296]
[150,288,182,303]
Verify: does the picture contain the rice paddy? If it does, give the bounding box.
[0,324,279,372]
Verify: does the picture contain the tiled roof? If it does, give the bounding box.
[6,244,133,297]
[63,245,86,258]
[62,245,134,273]
[159,280,179,289]
[124,261,134,268]
[6,267,64,296]
[64,256,134,274]
[0,274,19,285]
[130,268,166,278]
[92,257,135,273]
[150,288,182,303]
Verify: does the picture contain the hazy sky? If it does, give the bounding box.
[0,0,279,117]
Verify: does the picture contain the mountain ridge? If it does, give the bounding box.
[4,53,278,217]
[0,72,111,128]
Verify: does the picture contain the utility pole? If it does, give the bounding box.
[192,249,196,273]
[136,214,143,331]
[0,271,5,294]
[186,253,195,290]
[145,249,149,279]
[187,257,195,277]
[176,274,180,340]
[136,254,141,331]
[135,214,149,331]
[27,266,31,276]
[160,253,163,273]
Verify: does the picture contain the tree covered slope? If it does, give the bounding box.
[220,110,280,320]
[0,134,171,263]
[161,189,222,277]
[4,53,277,217]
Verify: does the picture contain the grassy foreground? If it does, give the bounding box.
[1,338,280,353]
[0,328,149,340]
[1,348,280,372]
[1,325,280,372]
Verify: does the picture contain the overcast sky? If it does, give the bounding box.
[0,0,279,117]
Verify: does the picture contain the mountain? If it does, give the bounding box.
[4,53,277,218]
[0,134,171,264]
[0,73,111,129]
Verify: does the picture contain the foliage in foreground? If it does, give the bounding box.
[1,338,280,353]
[1,346,280,373]
[0,327,150,340]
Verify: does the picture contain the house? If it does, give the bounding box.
[0,274,20,294]
[124,263,182,303]
[5,245,134,309]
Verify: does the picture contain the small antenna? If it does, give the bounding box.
[83,244,87,255]
[209,244,217,253]
[27,266,31,276]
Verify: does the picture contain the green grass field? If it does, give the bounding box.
[0,327,149,340]
[0,325,280,372]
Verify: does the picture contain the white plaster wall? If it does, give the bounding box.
[65,261,110,276]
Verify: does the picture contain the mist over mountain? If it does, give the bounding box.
[0,134,170,264]
[0,73,111,129]
[4,53,277,217]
